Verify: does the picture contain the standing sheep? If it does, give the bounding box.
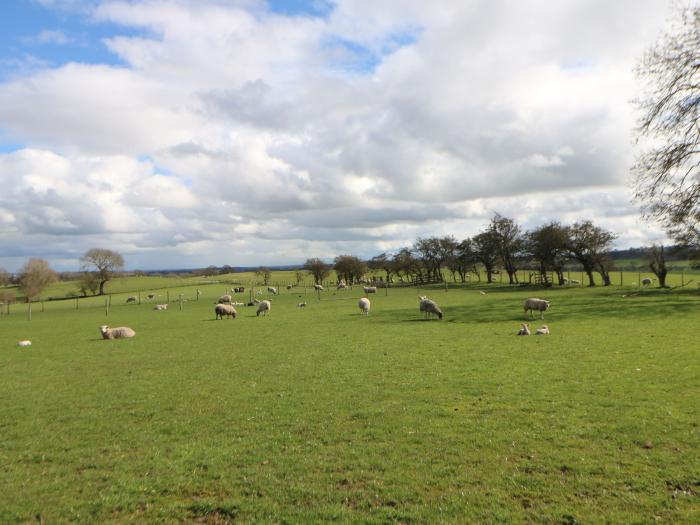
[641,277,655,287]
[524,298,550,319]
[126,296,137,303]
[217,294,232,304]
[267,286,278,295]
[100,325,136,339]
[215,304,238,319]
[363,286,377,294]
[256,300,271,317]
[146,293,156,300]
[419,296,443,320]
[358,297,371,315]
[314,284,325,291]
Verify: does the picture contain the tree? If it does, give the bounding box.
[303,258,330,285]
[294,269,304,286]
[446,239,478,282]
[255,266,271,285]
[80,248,124,295]
[648,244,669,287]
[369,253,394,283]
[526,222,569,285]
[633,6,700,249]
[565,221,616,286]
[0,267,9,287]
[77,271,101,297]
[472,230,500,283]
[489,214,525,284]
[19,258,57,301]
[334,255,367,285]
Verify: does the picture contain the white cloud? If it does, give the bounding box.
[0,0,676,270]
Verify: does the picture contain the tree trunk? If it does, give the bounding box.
[99,280,108,295]
[585,269,595,287]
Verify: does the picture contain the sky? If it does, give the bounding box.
[0,0,677,271]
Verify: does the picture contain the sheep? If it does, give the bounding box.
[561,278,569,284]
[297,302,307,308]
[641,277,655,287]
[314,284,324,291]
[217,294,232,304]
[363,286,377,294]
[153,304,168,311]
[570,279,580,285]
[524,298,550,319]
[517,323,531,336]
[535,325,550,335]
[358,297,371,315]
[337,282,347,290]
[287,284,293,290]
[267,286,278,295]
[479,291,486,295]
[17,340,32,347]
[256,300,271,316]
[215,303,238,319]
[100,325,136,339]
[126,296,137,303]
[146,293,156,300]
[232,287,244,293]
[419,296,443,320]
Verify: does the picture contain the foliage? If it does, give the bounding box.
[0,267,10,287]
[80,248,125,295]
[472,229,500,283]
[77,271,101,297]
[18,258,57,301]
[565,221,616,286]
[526,222,569,284]
[255,266,272,285]
[333,255,367,284]
[633,5,700,248]
[488,214,525,284]
[303,258,331,284]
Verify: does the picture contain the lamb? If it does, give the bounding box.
[267,286,278,295]
[153,304,168,311]
[358,297,370,315]
[126,296,137,303]
[217,294,232,304]
[517,323,531,336]
[256,300,271,317]
[363,286,377,294]
[419,296,443,320]
[215,303,238,319]
[524,298,550,319]
[100,325,136,339]
[535,325,550,335]
[314,284,324,291]
[297,302,307,308]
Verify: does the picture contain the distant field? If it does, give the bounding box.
[1,280,698,523]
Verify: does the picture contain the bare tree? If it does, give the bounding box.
[472,230,500,283]
[0,267,10,287]
[255,266,272,285]
[369,253,394,283]
[334,255,367,285]
[633,6,700,249]
[81,248,124,295]
[648,244,669,287]
[19,258,57,301]
[489,214,525,284]
[526,222,569,285]
[565,221,616,286]
[303,258,330,285]
[294,269,305,286]
[77,271,101,297]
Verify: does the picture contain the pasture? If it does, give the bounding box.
[1,279,699,523]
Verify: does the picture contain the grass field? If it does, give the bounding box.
[1,278,699,523]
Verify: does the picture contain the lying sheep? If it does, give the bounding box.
[17,340,32,347]
[517,323,530,336]
[314,284,324,291]
[570,279,580,285]
[363,286,377,294]
[100,325,136,339]
[153,304,168,311]
[217,294,232,304]
[297,302,307,308]
[524,298,550,319]
[535,325,550,335]
[358,297,370,315]
[337,282,347,290]
[215,303,238,319]
[419,296,443,320]
[126,296,137,303]
[256,300,271,317]
[267,286,278,295]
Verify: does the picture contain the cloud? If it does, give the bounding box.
[21,30,73,45]
[0,0,675,270]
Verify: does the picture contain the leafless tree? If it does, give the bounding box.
[526,222,569,285]
[334,255,367,284]
[19,258,57,301]
[80,248,124,295]
[303,258,330,285]
[489,214,525,284]
[255,266,272,285]
[0,267,10,287]
[648,244,669,287]
[472,229,500,283]
[565,221,616,286]
[633,5,700,249]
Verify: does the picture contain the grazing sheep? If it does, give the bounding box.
[232,287,244,293]
[337,282,347,290]
[17,340,32,347]
[535,325,550,335]
[570,279,580,285]
[100,325,136,339]
[146,293,156,300]
[419,296,443,320]
[217,294,232,304]
[517,323,531,336]
[256,300,271,316]
[314,284,324,291]
[267,286,278,295]
[215,303,238,319]
[524,298,550,319]
[297,302,307,308]
[641,277,655,287]
[126,296,137,303]
[153,304,168,311]
[363,286,377,294]
[358,297,370,315]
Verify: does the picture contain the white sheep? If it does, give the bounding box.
[256,300,271,316]
[297,302,307,308]
[337,282,347,290]
[287,284,293,290]
[517,323,531,336]
[358,297,371,315]
[535,325,550,335]
[363,286,377,294]
[153,304,168,311]
[215,303,238,319]
[267,286,278,295]
[17,340,32,347]
[217,294,232,304]
[524,298,550,319]
[314,284,324,291]
[100,325,136,339]
[570,279,580,285]
[419,296,443,320]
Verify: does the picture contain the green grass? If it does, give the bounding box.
[1,282,698,523]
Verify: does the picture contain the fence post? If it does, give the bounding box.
[41,301,44,312]
[105,297,109,316]
[638,272,641,288]
[167,291,170,303]
[179,294,183,311]
[138,292,141,305]
[76,298,79,309]
[620,272,623,286]
[28,302,32,321]
[682,271,685,287]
